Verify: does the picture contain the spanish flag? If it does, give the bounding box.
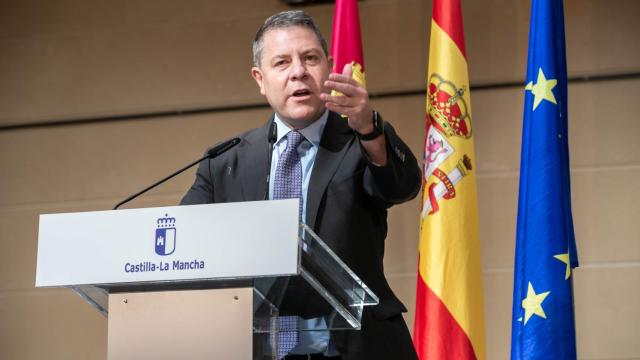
[413,0,486,359]
[331,0,365,87]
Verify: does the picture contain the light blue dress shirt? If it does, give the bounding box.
[268,110,339,357]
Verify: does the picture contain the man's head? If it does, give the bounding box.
[252,11,329,68]
[251,11,332,129]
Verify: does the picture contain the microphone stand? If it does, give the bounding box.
[113,137,240,210]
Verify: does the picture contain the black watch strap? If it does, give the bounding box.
[355,111,384,141]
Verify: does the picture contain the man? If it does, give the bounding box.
[182,10,420,360]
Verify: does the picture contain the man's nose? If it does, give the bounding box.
[290,59,308,80]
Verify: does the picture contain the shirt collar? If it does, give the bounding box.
[273,110,328,147]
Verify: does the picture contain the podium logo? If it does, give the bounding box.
[155,214,176,256]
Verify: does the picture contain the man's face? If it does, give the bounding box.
[251,26,331,128]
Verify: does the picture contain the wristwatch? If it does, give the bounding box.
[355,111,384,141]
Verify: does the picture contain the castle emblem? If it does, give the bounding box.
[332,61,366,99]
[155,214,176,256]
[350,61,366,87]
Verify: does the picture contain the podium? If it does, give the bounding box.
[35,199,378,359]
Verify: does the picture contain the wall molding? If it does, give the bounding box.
[2,71,639,132]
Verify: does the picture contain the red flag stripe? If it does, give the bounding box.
[432,0,467,58]
[331,0,365,73]
[413,274,477,359]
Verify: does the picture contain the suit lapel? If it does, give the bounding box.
[305,112,354,229]
[237,118,272,201]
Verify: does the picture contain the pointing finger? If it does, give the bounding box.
[328,72,360,87]
[324,102,351,115]
[324,80,358,97]
[321,93,351,106]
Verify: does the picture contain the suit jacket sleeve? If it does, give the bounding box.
[361,117,422,206]
[180,156,214,205]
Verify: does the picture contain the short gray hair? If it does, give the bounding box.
[252,10,329,67]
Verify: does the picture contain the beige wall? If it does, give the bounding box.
[1,0,638,359]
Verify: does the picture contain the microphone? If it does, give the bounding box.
[264,121,278,200]
[113,137,241,210]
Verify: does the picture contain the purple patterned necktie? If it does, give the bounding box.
[273,130,304,218]
[273,130,304,358]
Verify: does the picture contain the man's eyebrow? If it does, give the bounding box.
[302,48,322,54]
[269,54,290,62]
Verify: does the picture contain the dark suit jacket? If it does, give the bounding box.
[181,111,420,360]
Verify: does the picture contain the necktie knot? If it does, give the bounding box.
[286,131,304,151]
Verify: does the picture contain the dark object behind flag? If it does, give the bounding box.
[510,0,579,359]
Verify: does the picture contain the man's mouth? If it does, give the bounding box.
[291,89,311,98]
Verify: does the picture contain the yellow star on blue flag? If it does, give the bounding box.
[522,282,551,325]
[554,251,571,280]
[525,68,558,110]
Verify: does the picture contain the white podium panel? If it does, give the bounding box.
[36,199,299,287]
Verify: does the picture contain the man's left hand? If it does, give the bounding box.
[321,63,374,134]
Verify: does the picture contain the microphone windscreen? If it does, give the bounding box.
[207,137,241,158]
[268,121,278,144]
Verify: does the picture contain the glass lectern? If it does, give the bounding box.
[36,200,378,360]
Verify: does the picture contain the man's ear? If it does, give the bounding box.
[327,56,334,73]
[251,67,266,96]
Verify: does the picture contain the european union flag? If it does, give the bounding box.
[510,0,579,359]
